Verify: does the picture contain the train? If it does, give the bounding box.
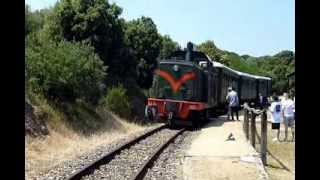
[145,42,272,127]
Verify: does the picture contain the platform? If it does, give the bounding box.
[182,115,268,180]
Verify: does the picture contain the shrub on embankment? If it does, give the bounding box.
[25,32,133,137]
[25,90,138,137]
[26,34,107,105]
[104,86,131,119]
[25,33,148,137]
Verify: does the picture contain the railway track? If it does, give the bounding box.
[66,124,186,180]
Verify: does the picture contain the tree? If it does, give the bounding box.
[159,35,180,59]
[274,50,294,60]
[254,50,295,94]
[197,40,228,65]
[25,4,49,36]
[42,0,125,71]
[25,5,33,35]
[241,54,250,60]
[124,16,162,88]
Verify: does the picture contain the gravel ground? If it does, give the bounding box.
[144,129,201,180]
[82,128,181,180]
[33,124,162,180]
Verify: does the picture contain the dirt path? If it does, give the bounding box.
[182,116,268,180]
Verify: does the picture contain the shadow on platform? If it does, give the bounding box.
[202,115,240,129]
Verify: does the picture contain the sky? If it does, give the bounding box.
[25,0,294,57]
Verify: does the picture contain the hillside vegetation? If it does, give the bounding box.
[25,0,294,136]
[197,41,295,94]
[25,1,294,178]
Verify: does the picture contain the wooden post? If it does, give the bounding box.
[251,112,256,148]
[244,109,249,140]
[261,110,267,165]
[243,108,245,130]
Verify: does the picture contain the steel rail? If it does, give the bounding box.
[130,128,186,180]
[66,124,168,180]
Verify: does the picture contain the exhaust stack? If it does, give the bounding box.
[185,42,193,62]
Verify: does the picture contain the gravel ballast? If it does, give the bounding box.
[82,128,180,180]
[32,124,162,180]
[144,129,200,180]
[30,124,201,180]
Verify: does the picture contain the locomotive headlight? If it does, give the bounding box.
[173,65,179,72]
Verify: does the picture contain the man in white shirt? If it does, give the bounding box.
[282,93,295,141]
[226,87,239,121]
[269,96,281,142]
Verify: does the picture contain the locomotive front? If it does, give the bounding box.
[145,43,209,127]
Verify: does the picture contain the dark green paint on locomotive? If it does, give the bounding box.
[150,61,206,102]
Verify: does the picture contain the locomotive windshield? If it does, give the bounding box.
[150,62,198,101]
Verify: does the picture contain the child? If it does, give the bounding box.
[269,95,282,142]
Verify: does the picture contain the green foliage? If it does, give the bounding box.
[25,5,50,36]
[197,40,227,65]
[124,16,162,88]
[240,51,295,94]
[222,51,263,75]
[26,0,294,124]
[197,39,295,94]
[159,35,180,59]
[26,34,107,104]
[43,0,125,67]
[198,41,262,75]
[41,0,141,87]
[104,86,131,119]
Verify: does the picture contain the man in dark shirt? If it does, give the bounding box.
[258,93,269,109]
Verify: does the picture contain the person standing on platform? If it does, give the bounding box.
[282,93,295,141]
[258,93,269,109]
[293,96,295,119]
[269,95,282,142]
[226,87,239,121]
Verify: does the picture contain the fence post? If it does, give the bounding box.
[251,112,256,148]
[261,110,267,165]
[244,109,249,140]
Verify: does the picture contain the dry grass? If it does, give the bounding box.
[26,117,146,179]
[25,96,149,179]
[255,121,295,180]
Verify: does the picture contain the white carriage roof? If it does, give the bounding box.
[252,75,272,80]
[209,58,271,80]
[211,61,240,75]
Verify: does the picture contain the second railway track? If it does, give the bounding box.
[67,124,186,180]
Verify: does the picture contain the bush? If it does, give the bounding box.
[104,86,131,119]
[26,34,107,104]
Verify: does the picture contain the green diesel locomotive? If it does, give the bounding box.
[146,42,271,127]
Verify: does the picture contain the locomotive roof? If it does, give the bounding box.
[159,60,195,66]
[167,50,210,64]
[168,50,208,60]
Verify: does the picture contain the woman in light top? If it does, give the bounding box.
[282,93,295,141]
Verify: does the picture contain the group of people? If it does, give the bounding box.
[226,87,295,142]
[269,93,295,142]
